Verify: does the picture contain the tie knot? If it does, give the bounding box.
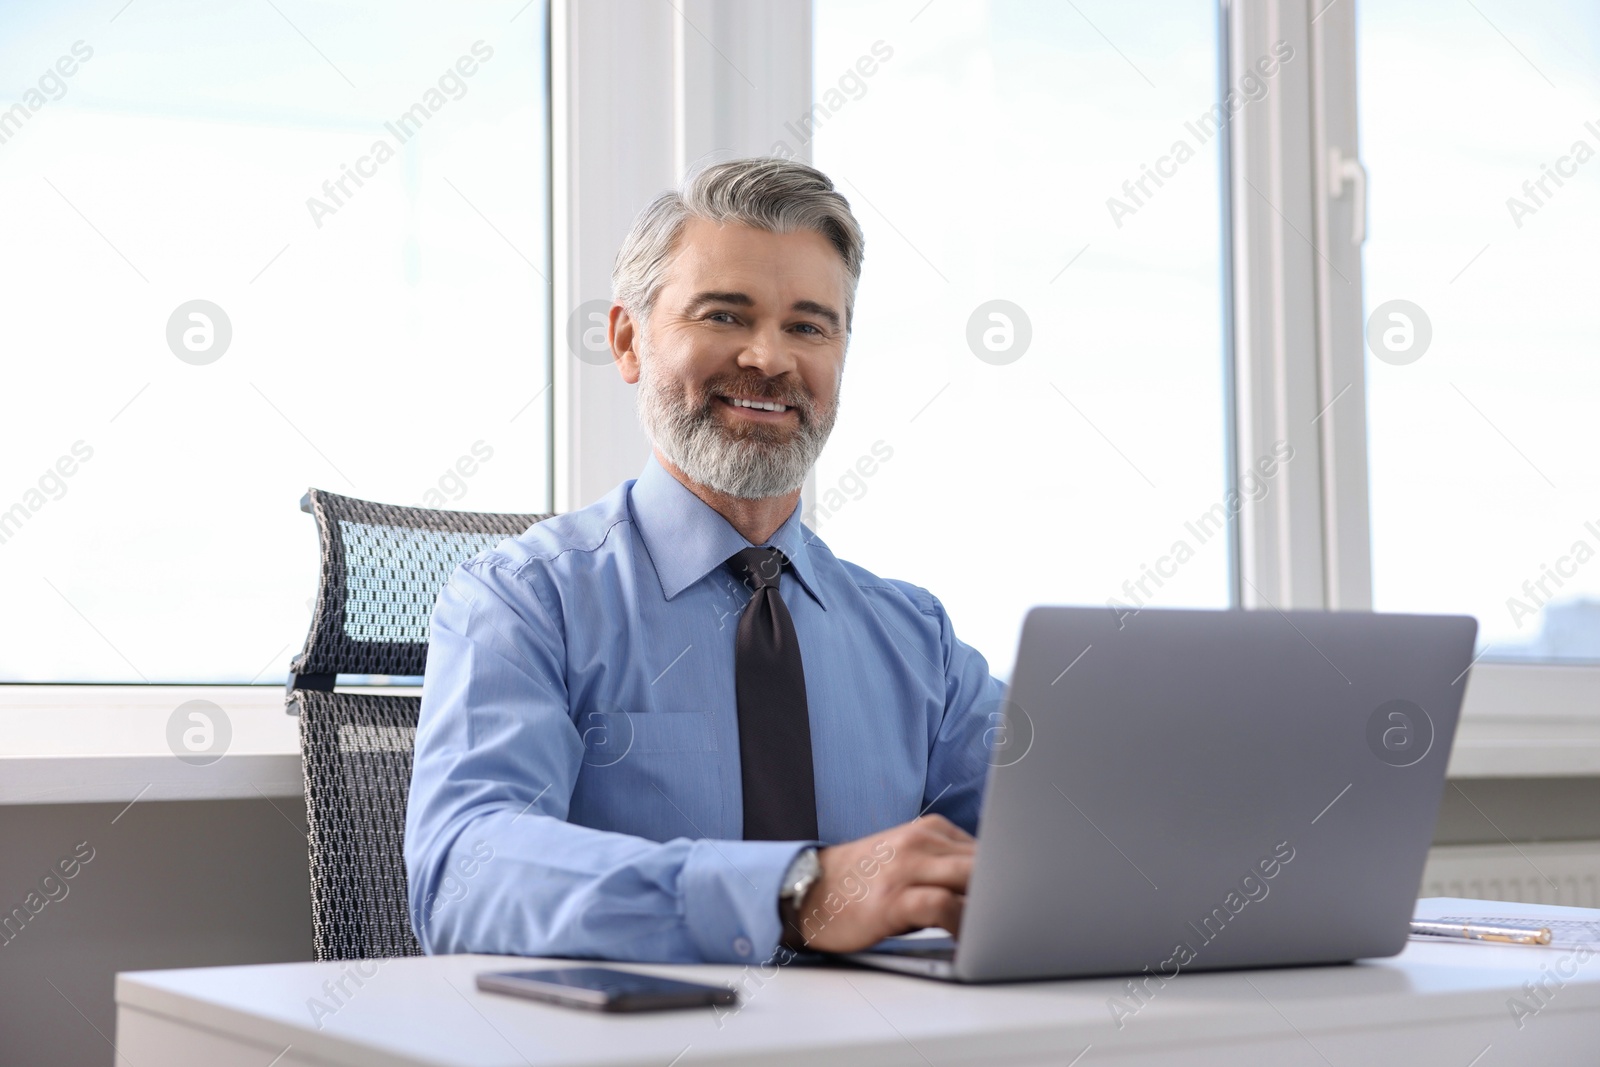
[729,547,787,591]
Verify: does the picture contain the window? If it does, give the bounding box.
[810,0,1232,674]
[0,1,551,683]
[1358,0,1600,663]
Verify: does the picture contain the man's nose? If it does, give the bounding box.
[736,322,798,377]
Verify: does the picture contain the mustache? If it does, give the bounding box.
[696,372,817,421]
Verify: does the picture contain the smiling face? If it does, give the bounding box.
[613,217,851,500]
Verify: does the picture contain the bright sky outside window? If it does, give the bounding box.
[0,1,551,683]
[811,0,1232,676]
[1359,0,1600,663]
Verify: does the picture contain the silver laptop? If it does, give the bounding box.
[847,606,1478,982]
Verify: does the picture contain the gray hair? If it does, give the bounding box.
[612,157,865,333]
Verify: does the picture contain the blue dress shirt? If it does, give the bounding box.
[404,456,1006,964]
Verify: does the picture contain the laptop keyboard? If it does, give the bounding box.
[864,935,957,961]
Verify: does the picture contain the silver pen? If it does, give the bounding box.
[1410,920,1551,945]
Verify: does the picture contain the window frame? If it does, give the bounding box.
[0,0,560,694]
[1234,0,1600,730]
[8,0,1595,777]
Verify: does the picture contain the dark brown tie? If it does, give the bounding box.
[728,547,819,840]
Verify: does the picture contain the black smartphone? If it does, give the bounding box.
[475,966,739,1013]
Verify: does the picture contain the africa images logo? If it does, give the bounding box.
[305,42,495,229]
[1106,841,1297,1028]
[1365,699,1434,768]
[166,699,232,767]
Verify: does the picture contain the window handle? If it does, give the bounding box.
[1328,147,1367,245]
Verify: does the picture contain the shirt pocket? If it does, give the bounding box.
[578,709,718,763]
[570,710,726,841]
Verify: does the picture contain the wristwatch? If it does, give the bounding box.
[779,847,821,933]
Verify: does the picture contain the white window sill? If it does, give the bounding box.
[1448,662,1600,777]
[1,666,1598,805]
[0,684,406,806]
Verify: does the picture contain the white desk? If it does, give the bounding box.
[116,899,1600,1067]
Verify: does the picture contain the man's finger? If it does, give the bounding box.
[937,893,965,937]
[910,812,975,843]
[893,852,973,892]
[889,885,965,937]
[901,831,976,861]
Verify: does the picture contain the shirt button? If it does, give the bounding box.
[733,936,753,957]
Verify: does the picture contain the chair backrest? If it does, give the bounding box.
[287,488,549,960]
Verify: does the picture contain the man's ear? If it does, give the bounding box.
[611,304,641,384]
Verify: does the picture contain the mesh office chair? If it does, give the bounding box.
[287,488,550,961]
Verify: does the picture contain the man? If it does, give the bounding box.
[406,158,1005,965]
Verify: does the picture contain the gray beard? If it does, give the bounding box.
[635,348,838,501]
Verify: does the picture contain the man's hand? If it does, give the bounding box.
[781,814,974,953]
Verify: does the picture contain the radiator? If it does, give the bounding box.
[1421,842,1600,908]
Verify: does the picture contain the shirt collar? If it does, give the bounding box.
[628,455,827,610]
